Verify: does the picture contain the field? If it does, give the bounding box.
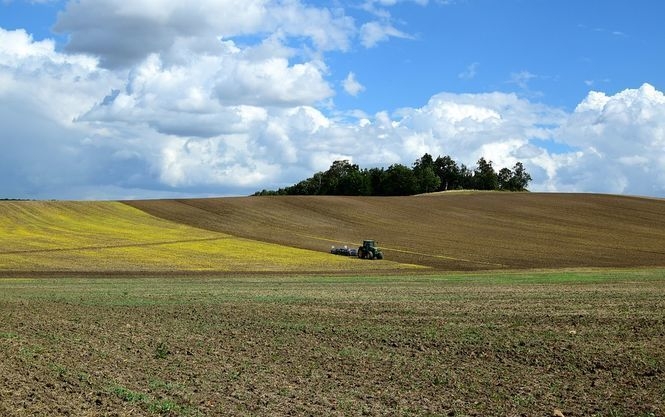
[1,271,664,416]
[126,192,665,271]
[1,193,665,416]
[0,201,420,274]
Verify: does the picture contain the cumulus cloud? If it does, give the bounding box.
[53,0,356,68]
[2,3,665,200]
[552,84,665,195]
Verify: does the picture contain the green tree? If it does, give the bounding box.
[473,157,499,190]
[434,155,461,190]
[253,155,533,196]
[459,164,474,189]
[498,167,513,191]
[383,164,418,196]
[338,168,371,195]
[507,162,532,191]
[367,167,386,195]
[319,160,363,195]
[413,153,441,193]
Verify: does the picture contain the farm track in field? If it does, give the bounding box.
[0,237,231,255]
[126,192,665,271]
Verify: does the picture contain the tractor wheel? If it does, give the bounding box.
[376,253,383,260]
[367,251,374,260]
[357,248,363,258]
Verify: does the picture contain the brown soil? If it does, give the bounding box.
[125,192,665,271]
[1,274,663,417]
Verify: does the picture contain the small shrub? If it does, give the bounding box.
[155,341,170,359]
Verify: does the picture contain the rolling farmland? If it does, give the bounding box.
[0,200,419,274]
[127,192,665,271]
[2,192,665,274]
[1,193,665,416]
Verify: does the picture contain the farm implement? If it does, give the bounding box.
[331,240,384,260]
[330,245,357,257]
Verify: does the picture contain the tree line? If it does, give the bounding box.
[254,153,532,196]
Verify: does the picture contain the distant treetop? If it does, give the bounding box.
[254,153,532,196]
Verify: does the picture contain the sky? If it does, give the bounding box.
[1,0,664,200]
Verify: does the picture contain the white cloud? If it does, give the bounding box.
[343,72,365,96]
[362,0,430,11]
[214,55,333,107]
[2,5,665,200]
[458,62,479,80]
[509,70,537,89]
[360,21,413,48]
[552,84,665,195]
[53,0,356,68]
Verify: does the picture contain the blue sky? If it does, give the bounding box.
[1,0,664,199]
[332,0,664,112]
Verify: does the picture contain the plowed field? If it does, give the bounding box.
[2,193,665,416]
[1,272,663,416]
[126,192,665,271]
[0,201,420,274]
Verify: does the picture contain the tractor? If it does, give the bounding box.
[357,240,383,260]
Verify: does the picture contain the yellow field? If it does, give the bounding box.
[0,201,422,272]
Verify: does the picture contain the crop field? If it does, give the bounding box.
[0,201,420,274]
[1,193,665,416]
[126,192,665,271]
[1,270,664,416]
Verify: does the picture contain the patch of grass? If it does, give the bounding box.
[154,341,170,359]
[50,363,68,379]
[149,378,178,391]
[110,385,148,403]
[110,384,200,416]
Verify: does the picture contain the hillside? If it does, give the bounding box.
[126,192,665,271]
[0,201,418,274]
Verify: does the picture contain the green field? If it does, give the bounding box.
[1,270,663,416]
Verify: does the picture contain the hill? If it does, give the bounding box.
[0,201,418,274]
[125,192,665,271]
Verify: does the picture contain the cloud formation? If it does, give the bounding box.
[1,2,665,199]
[53,0,356,68]
[343,72,365,96]
[554,84,665,195]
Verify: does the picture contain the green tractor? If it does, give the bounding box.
[357,240,384,260]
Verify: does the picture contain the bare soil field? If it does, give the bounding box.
[1,271,663,416]
[126,192,665,271]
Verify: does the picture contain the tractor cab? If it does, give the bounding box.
[358,240,384,260]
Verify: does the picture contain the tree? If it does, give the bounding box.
[473,157,499,190]
[319,160,355,194]
[367,167,386,196]
[253,154,532,196]
[434,155,461,190]
[458,164,474,189]
[338,168,370,195]
[507,162,532,191]
[383,164,418,196]
[413,153,441,193]
[498,167,513,191]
